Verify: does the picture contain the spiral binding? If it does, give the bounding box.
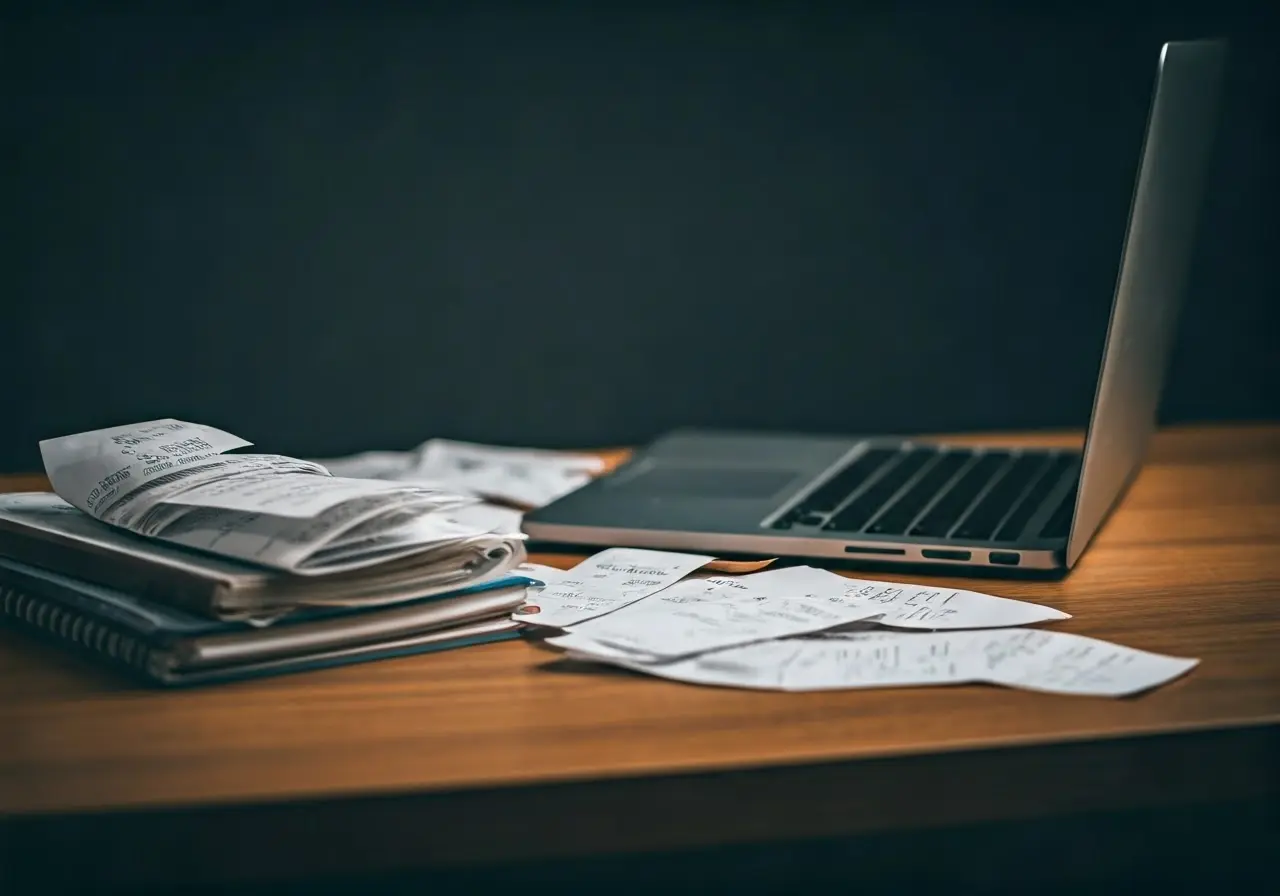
[0,584,156,677]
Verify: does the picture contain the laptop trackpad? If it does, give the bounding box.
[607,465,801,500]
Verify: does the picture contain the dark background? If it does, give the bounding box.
[2,1,1276,473]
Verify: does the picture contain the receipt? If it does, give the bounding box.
[39,419,252,518]
[154,496,488,574]
[311,439,606,508]
[445,501,525,536]
[96,454,328,531]
[517,548,713,628]
[156,469,444,518]
[565,629,1198,698]
[838,578,1069,629]
[552,566,883,660]
[313,450,416,480]
[409,439,605,508]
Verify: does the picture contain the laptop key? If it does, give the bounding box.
[865,451,972,535]
[908,452,1010,538]
[788,447,897,517]
[1039,483,1079,539]
[992,455,1075,541]
[950,454,1043,540]
[824,449,935,533]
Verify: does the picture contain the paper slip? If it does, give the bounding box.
[837,578,1070,629]
[551,566,884,660]
[313,439,606,508]
[40,419,252,517]
[550,567,1068,660]
[312,450,416,480]
[445,501,525,536]
[156,469,439,518]
[564,629,1198,698]
[155,497,495,575]
[516,548,714,628]
[99,454,330,530]
[409,439,606,508]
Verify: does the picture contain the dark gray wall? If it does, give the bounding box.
[3,2,1276,472]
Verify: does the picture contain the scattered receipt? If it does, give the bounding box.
[516,548,713,628]
[313,439,606,509]
[835,577,1070,629]
[549,565,1070,660]
[550,566,885,660]
[562,629,1198,698]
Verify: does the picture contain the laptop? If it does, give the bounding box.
[523,39,1228,576]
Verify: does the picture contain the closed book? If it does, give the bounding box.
[0,556,528,686]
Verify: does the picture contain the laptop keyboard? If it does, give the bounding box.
[771,445,1078,542]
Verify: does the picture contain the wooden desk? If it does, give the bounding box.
[2,424,1278,890]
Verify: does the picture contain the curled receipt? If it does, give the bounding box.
[36,419,525,577]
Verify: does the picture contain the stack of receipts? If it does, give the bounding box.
[0,419,528,620]
[516,549,1199,698]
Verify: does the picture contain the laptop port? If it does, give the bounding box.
[989,551,1021,566]
[922,549,972,561]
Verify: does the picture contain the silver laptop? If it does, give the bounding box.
[524,39,1228,575]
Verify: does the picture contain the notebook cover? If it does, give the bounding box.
[0,567,524,687]
[0,554,535,641]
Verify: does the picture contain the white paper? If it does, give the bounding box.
[566,629,1197,698]
[39,418,252,517]
[408,439,605,508]
[156,469,442,518]
[312,450,416,480]
[519,548,714,628]
[298,501,501,570]
[103,454,334,530]
[0,491,273,582]
[35,421,528,583]
[309,438,607,508]
[151,493,482,574]
[552,566,884,660]
[836,578,1069,629]
[444,501,525,536]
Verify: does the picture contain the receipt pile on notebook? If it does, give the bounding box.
[515,548,1199,698]
[17,419,530,620]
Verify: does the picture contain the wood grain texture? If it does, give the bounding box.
[1,424,1278,887]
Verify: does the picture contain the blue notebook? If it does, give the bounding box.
[0,557,541,686]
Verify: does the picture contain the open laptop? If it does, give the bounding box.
[524,39,1228,575]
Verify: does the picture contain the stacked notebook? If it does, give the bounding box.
[0,418,548,685]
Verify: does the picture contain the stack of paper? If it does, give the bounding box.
[6,419,529,620]
[519,549,1199,698]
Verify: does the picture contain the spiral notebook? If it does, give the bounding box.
[0,556,531,686]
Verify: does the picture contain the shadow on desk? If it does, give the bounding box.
[11,800,1275,895]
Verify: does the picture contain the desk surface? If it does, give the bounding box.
[2,423,1278,888]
